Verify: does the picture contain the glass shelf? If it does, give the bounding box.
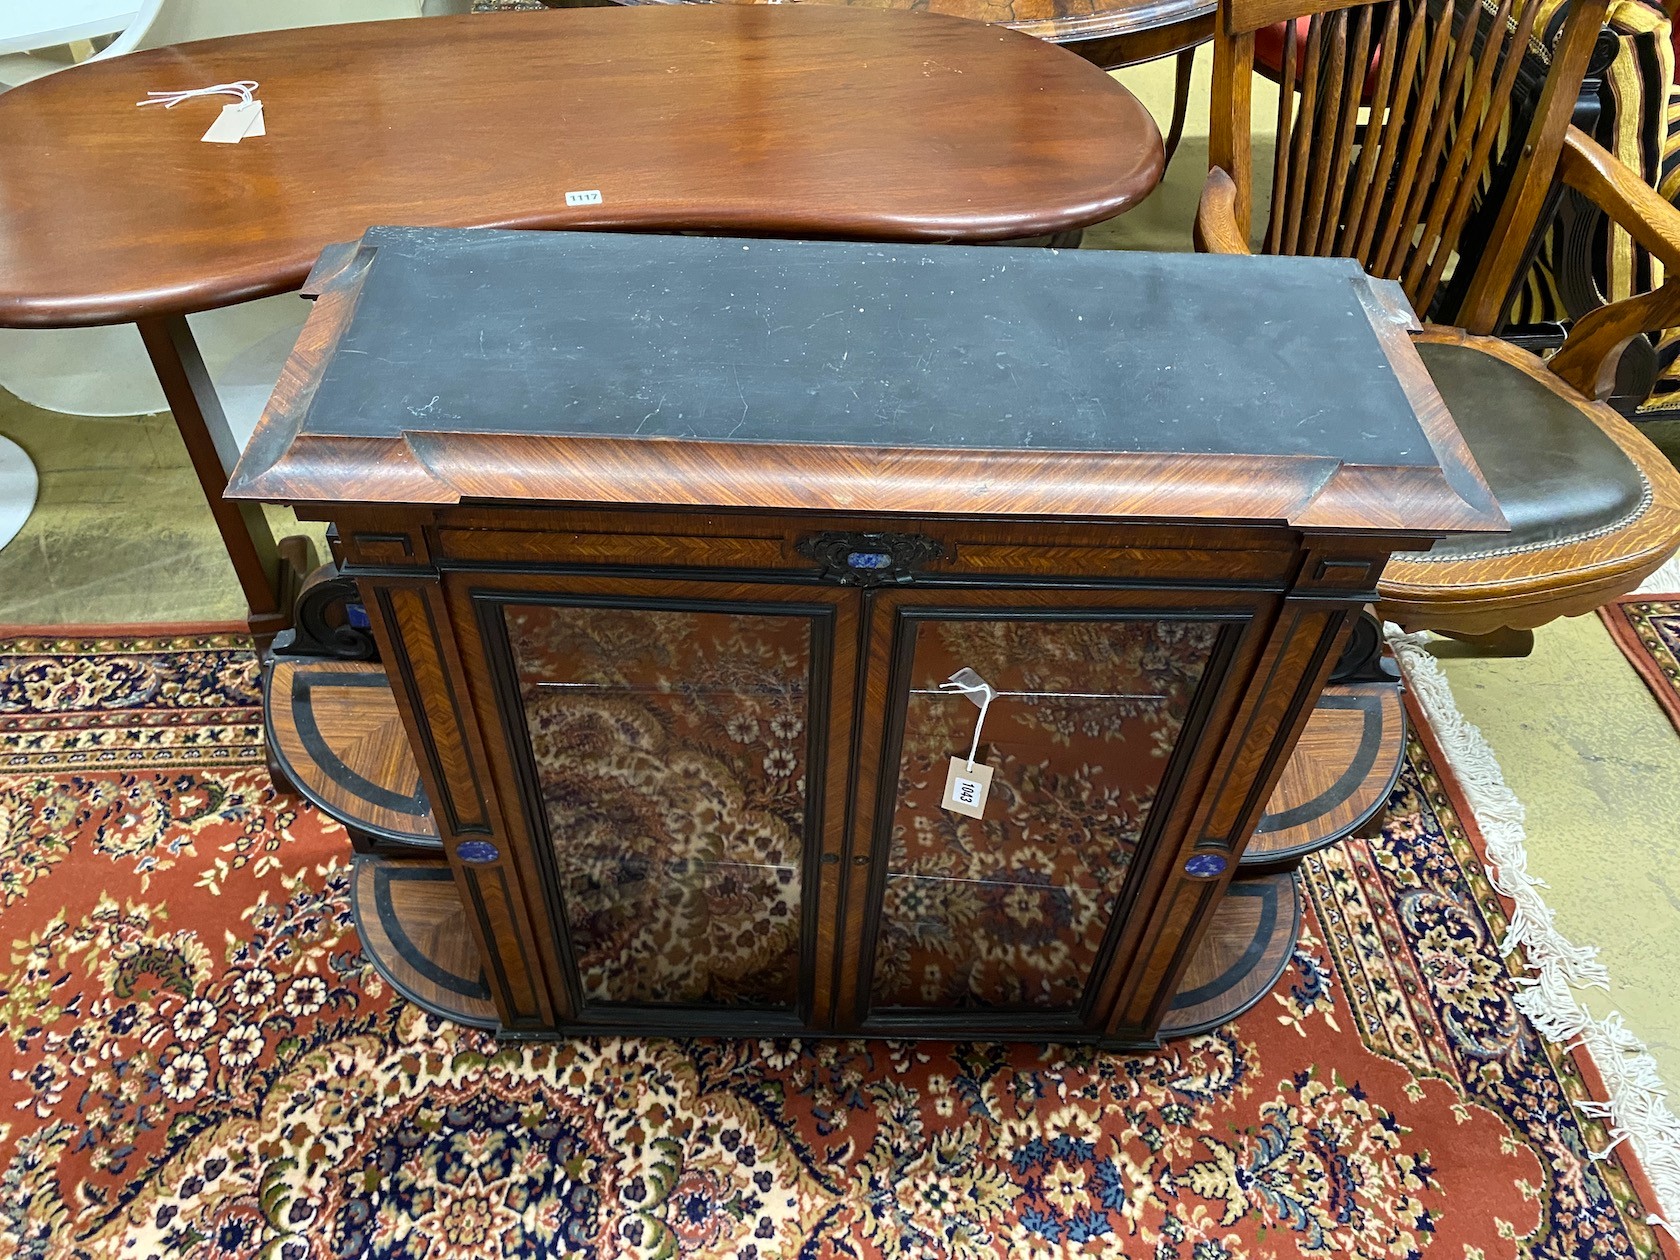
[870,614,1219,1013]
[533,681,807,699]
[504,600,815,1013]
[873,872,1110,1011]
[562,857,802,1008]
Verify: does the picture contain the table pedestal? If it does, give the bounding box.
[138,316,315,648]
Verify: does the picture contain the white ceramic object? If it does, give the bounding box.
[0,434,39,551]
[0,0,140,55]
[0,294,310,441]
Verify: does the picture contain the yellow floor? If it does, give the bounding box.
[1433,618,1680,1084]
[0,55,1674,1099]
[0,405,251,625]
[0,400,312,625]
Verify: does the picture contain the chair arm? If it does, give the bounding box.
[1548,278,1680,399]
[1558,125,1680,272]
[1546,127,1680,398]
[1195,168,1252,256]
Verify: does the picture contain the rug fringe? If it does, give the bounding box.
[1388,628,1680,1225]
[1636,553,1680,595]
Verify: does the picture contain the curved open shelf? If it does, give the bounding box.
[351,855,498,1027]
[266,657,441,854]
[1245,680,1405,872]
[1159,871,1301,1039]
[347,858,1301,1040]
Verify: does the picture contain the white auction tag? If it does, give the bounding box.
[946,667,991,707]
[202,100,263,144]
[565,189,603,207]
[942,756,993,819]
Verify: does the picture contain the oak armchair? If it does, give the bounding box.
[1197,0,1680,648]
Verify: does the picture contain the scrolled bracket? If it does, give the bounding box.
[270,566,379,662]
[796,531,943,587]
[1330,608,1397,684]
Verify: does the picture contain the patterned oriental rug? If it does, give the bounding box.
[1601,595,1680,734]
[0,630,1673,1259]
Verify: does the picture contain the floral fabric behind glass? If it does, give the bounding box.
[505,604,813,1009]
[872,617,1218,1012]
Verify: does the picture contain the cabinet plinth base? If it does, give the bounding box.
[1158,872,1302,1039]
[318,676,1349,1041]
[351,855,498,1028]
[348,853,1304,1042]
[1246,681,1404,872]
[266,657,441,855]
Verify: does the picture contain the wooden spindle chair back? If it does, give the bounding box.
[1208,0,1612,332]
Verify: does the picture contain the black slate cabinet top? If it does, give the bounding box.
[300,227,1427,464]
[231,226,1501,539]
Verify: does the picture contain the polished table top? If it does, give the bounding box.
[613,0,1214,49]
[0,5,1164,328]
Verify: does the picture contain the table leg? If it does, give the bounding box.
[137,313,299,649]
[1164,46,1197,166]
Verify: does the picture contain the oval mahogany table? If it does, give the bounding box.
[607,0,1214,161]
[0,4,1164,641]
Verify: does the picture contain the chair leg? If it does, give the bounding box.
[1163,47,1197,168]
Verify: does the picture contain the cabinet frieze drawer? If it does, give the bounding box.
[436,527,788,570]
[346,530,428,567]
[434,526,1299,587]
[946,542,1295,585]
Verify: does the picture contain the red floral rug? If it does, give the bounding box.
[0,629,1673,1259]
[1600,595,1680,734]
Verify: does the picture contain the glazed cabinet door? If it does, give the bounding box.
[841,589,1251,1038]
[455,575,857,1036]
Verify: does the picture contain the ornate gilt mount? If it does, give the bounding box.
[796,531,943,587]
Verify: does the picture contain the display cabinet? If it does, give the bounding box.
[235,227,1501,1045]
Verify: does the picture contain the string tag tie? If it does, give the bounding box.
[138,80,264,144]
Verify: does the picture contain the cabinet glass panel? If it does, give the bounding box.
[504,602,814,1010]
[871,615,1218,1013]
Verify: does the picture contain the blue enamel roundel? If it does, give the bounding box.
[457,841,500,864]
[1183,853,1228,879]
[846,552,893,570]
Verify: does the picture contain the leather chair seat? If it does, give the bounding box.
[1411,340,1651,561]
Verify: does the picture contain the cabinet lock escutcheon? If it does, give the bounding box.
[796,531,943,587]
